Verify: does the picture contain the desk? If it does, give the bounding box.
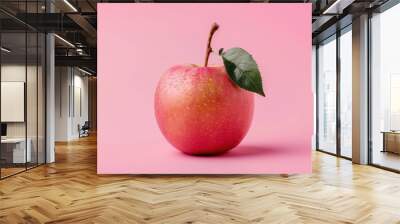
[382,131,400,154]
[1,138,31,163]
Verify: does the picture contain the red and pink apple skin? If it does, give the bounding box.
[154,64,254,155]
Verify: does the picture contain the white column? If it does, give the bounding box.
[45,0,56,163]
[46,32,55,163]
[352,14,369,164]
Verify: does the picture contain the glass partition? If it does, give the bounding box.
[27,31,38,169]
[0,31,28,177]
[0,1,46,179]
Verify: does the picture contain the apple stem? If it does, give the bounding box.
[204,23,219,67]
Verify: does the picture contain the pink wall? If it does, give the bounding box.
[98,3,312,174]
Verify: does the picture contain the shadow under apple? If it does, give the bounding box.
[175,145,284,158]
[223,145,283,158]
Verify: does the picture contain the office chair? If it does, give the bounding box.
[79,121,90,138]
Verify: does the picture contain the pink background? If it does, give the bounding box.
[98,4,312,174]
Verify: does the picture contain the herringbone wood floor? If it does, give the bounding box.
[1,134,400,224]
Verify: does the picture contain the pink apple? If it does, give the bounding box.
[154,22,264,156]
[154,64,254,155]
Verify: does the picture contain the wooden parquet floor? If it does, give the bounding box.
[1,134,400,224]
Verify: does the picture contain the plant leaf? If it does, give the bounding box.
[220,48,265,97]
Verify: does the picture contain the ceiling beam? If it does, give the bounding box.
[323,0,356,14]
[67,13,97,46]
[55,55,96,69]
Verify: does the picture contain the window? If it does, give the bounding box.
[316,26,353,158]
[317,36,337,154]
[340,28,352,158]
[371,3,400,171]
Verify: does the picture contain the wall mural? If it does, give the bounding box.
[98,3,312,174]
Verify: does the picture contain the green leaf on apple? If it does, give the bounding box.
[219,48,265,97]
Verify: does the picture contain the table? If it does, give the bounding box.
[1,138,32,164]
[382,131,400,154]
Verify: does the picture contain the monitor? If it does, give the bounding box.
[1,123,7,137]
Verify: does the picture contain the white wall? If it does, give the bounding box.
[55,67,89,141]
[55,67,70,141]
[70,73,89,138]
